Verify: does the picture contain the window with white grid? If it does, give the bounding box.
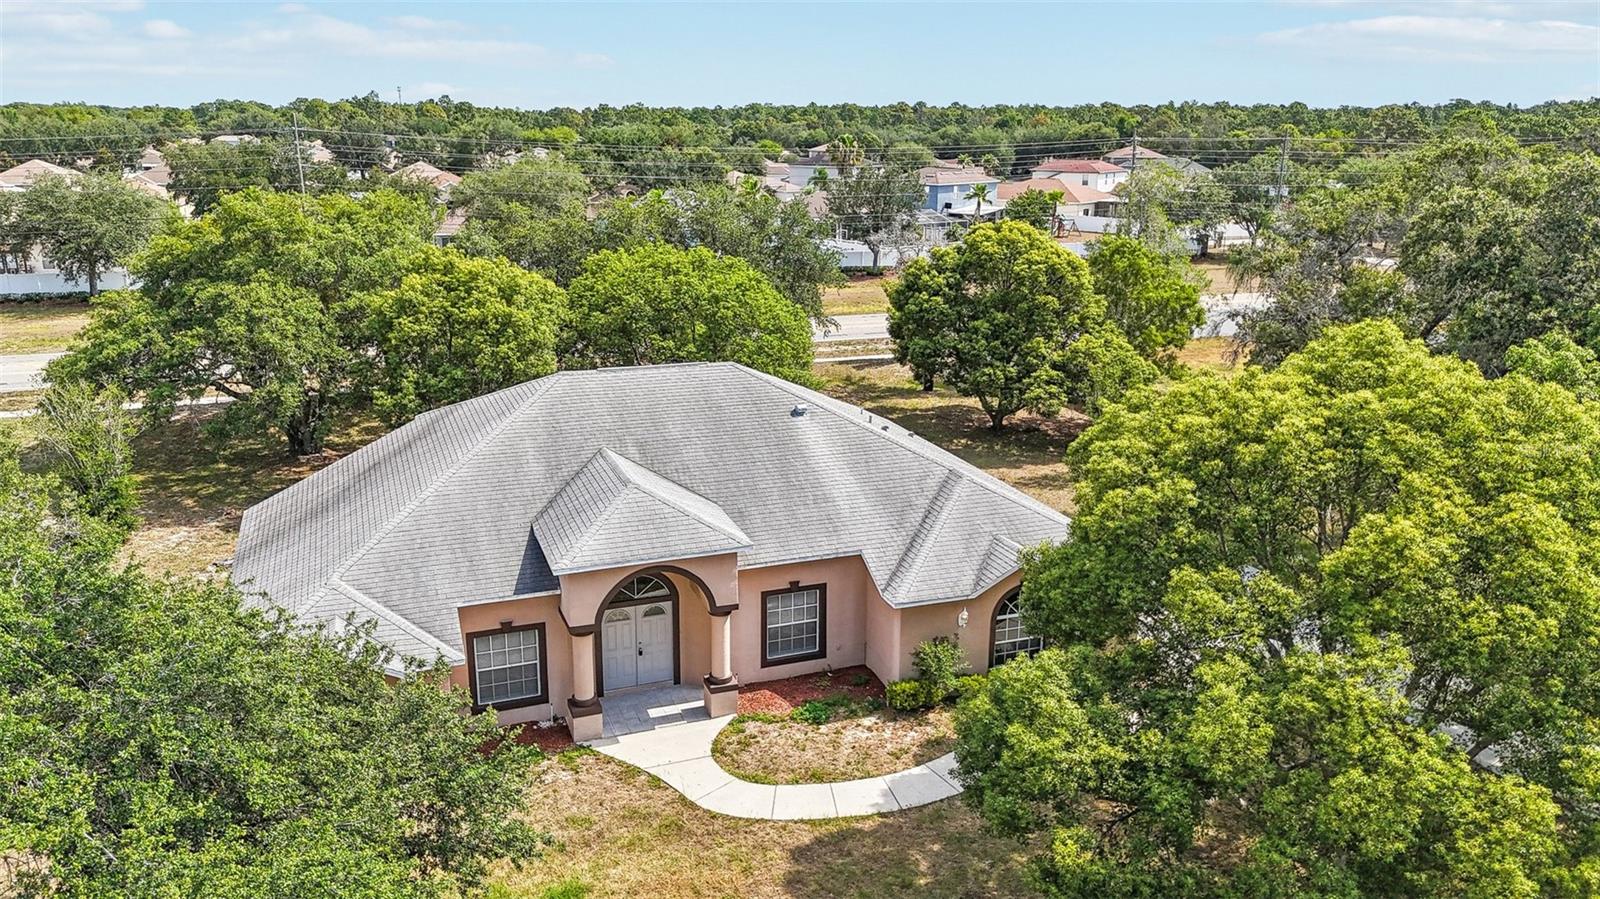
[472,626,544,706]
[991,592,1043,668]
[764,587,822,663]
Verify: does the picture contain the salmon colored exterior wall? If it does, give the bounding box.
[891,571,1023,680]
[728,555,876,681]
[450,592,572,726]
[448,556,1025,727]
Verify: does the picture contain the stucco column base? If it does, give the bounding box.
[568,696,603,742]
[702,675,739,717]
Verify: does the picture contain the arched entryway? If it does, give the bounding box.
[594,574,680,695]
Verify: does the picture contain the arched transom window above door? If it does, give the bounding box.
[990,589,1044,668]
[613,574,671,602]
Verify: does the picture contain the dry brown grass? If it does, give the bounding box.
[814,360,1080,514]
[1173,337,1242,376]
[713,708,956,785]
[123,408,389,577]
[821,277,891,317]
[1191,259,1244,295]
[0,300,91,354]
[492,750,1036,899]
[0,390,45,413]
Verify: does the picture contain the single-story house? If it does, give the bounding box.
[996,179,1122,230]
[1029,158,1128,193]
[232,363,1069,740]
[0,158,77,191]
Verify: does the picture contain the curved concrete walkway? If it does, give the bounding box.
[583,688,962,820]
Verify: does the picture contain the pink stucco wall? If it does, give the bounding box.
[728,555,876,681]
[892,571,1022,680]
[448,556,1025,726]
[450,592,572,725]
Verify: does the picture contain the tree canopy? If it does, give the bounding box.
[0,437,543,897]
[956,320,1600,896]
[887,220,1106,428]
[51,188,563,455]
[17,172,170,294]
[1086,233,1205,359]
[562,243,813,381]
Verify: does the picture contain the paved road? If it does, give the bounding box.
[814,293,1268,343]
[0,351,63,394]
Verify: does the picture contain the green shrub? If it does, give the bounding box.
[791,698,839,725]
[912,636,970,702]
[885,678,931,712]
[953,673,987,698]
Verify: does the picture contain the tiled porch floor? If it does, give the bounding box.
[597,682,708,739]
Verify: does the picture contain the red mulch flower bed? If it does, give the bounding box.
[736,665,884,716]
[511,722,577,753]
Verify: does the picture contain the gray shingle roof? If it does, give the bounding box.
[233,363,1071,661]
[533,447,752,575]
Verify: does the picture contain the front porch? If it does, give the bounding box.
[594,682,708,740]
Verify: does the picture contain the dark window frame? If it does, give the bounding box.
[988,588,1044,669]
[760,582,828,668]
[465,620,550,713]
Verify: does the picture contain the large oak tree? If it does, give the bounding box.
[955,320,1600,896]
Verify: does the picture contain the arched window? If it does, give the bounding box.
[613,574,671,602]
[990,590,1043,668]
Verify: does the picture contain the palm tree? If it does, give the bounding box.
[965,182,991,221]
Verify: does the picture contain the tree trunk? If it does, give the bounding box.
[870,244,882,270]
[284,399,325,456]
[87,266,98,297]
[920,372,934,392]
[988,408,1008,431]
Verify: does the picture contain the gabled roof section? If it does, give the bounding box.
[533,447,752,575]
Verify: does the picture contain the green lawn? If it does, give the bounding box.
[0,300,91,354]
[822,277,891,317]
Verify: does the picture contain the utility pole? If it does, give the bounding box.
[1276,133,1290,205]
[291,112,308,198]
[396,86,403,105]
[1128,130,1140,235]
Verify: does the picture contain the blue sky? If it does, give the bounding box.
[3,1,1596,109]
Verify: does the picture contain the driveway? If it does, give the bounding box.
[813,293,1269,344]
[0,351,62,394]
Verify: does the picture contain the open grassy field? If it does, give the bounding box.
[0,300,91,354]
[821,277,891,317]
[1173,336,1242,375]
[488,750,1037,899]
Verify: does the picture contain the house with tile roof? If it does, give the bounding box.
[233,363,1069,740]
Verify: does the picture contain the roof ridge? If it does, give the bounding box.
[603,449,752,548]
[329,378,560,590]
[317,580,466,663]
[730,365,1071,526]
[971,534,1026,597]
[884,470,965,602]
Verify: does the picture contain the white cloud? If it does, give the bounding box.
[1282,1,1591,18]
[227,9,553,62]
[573,52,615,69]
[141,19,192,39]
[406,82,459,98]
[387,14,469,32]
[1260,14,1600,61]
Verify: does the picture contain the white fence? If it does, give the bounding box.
[0,269,131,296]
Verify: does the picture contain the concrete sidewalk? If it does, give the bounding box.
[584,686,963,820]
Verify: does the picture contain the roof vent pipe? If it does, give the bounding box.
[791,403,810,417]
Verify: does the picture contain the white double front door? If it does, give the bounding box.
[601,601,674,691]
